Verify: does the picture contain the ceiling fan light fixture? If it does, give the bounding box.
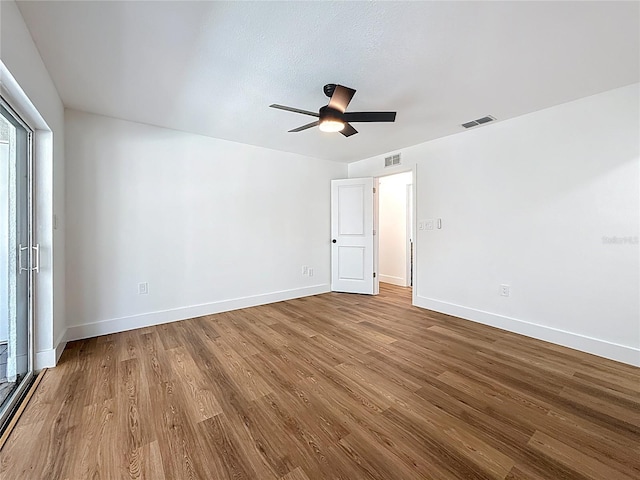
[319,120,345,133]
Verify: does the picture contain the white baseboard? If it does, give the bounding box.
[65,284,331,342]
[35,329,68,369]
[35,349,56,370]
[55,331,67,364]
[414,295,640,367]
[379,274,408,287]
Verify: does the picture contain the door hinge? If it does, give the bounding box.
[373,187,376,194]
[373,272,376,278]
[373,229,376,235]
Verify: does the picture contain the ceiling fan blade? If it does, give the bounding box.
[343,111,396,123]
[270,104,319,117]
[288,121,320,132]
[328,85,356,113]
[340,123,358,137]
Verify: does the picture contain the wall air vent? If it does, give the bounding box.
[461,115,496,129]
[384,153,401,167]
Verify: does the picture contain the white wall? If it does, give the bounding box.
[350,83,640,366]
[378,172,412,287]
[65,110,346,339]
[1,0,66,368]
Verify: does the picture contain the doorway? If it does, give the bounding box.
[330,171,415,300]
[0,96,35,431]
[376,171,413,290]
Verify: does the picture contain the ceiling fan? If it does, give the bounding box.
[270,84,396,137]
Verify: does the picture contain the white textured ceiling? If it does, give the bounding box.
[16,1,640,163]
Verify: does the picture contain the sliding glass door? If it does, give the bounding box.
[0,97,34,431]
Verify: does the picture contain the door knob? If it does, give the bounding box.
[332,239,337,243]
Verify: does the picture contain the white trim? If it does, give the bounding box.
[374,170,414,292]
[373,177,380,295]
[54,328,66,364]
[0,62,50,131]
[34,327,67,369]
[411,164,418,305]
[65,284,330,342]
[379,275,407,287]
[35,348,56,370]
[55,339,66,363]
[405,183,413,288]
[414,295,640,367]
[1,61,56,374]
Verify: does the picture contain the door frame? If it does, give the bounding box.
[373,164,417,299]
[0,94,36,432]
[0,60,55,373]
[406,182,413,287]
[373,177,380,294]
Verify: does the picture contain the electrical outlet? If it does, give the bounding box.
[302,266,308,275]
[426,220,434,230]
[500,284,510,297]
[138,282,149,295]
[308,268,313,277]
[418,221,424,230]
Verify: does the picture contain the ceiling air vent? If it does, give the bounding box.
[462,115,496,129]
[384,153,401,167]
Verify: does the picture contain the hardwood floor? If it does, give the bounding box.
[1,284,638,479]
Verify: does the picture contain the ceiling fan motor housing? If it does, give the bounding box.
[323,84,337,98]
[319,105,343,122]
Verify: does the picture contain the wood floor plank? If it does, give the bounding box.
[1,284,638,480]
[281,466,312,480]
[527,430,637,480]
[118,357,156,474]
[11,371,55,427]
[166,346,223,422]
[148,378,212,480]
[338,429,434,480]
[559,385,640,427]
[195,413,259,480]
[505,464,555,480]
[248,393,353,480]
[71,399,118,480]
[209,313,261,358]
[0,420,46,477]
[384,397,517,479]
[209,336,274,401]
[544,408,640,458]
[248,354,350,444]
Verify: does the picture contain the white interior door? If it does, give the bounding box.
[331,178,376,294]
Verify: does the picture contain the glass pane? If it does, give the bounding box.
[0,101,32,425]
